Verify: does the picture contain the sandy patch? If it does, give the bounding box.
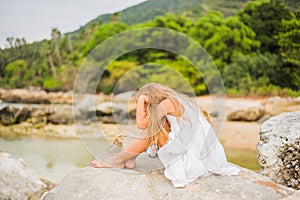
[220,121,260,151]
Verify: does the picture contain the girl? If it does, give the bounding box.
[91,83,240,187]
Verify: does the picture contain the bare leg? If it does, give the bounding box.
[91,138,147,169]
[91,150,139,169]
[91,121,170,169]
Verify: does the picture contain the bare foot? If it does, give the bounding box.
[91,157,137,169]
[91,156,124,169]
[125,159,136,169]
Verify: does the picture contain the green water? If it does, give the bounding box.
[0,137,260,183]
[225,148,260,171]
[0,137,111,183]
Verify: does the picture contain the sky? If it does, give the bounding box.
[0,0,147,48]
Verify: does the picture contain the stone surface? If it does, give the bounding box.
[0,104,30,125]
[227,106,265,121]
[92,102,136,124]
[113,91,136,103]
[93,102,135,115]
[263,97,300,116]
[0,88,111,104]
[30,105,55,118]
[47,107,75,124]
[257,111,300,190]
[42,161,296,200]
[284,190,300,200]
[0,152,51,200]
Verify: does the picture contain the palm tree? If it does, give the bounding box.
[51,28,62,65]
[42,40,57,77]
[6,37,14,49]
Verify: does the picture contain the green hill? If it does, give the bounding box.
[0,0,299,96]
[76,0,248,31]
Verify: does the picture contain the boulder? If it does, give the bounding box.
[113,91,136,103]
[0,88,50,104]
[0,88,112,105]
[257,111,300,190]
[0,152,52,200]
[93,102,128,115]
[21,98,51,104]
[227,107,265,121]
[30,105,55,118]
[0,104,30,125]
[0,88,52,104]
[263,97,300,116]
[1,95,21,103]
[42,159,296,200]
[93,102,136,124]
[47,108,74,124]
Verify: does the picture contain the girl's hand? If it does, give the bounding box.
[138,95,149,105]
[136,95,150,129]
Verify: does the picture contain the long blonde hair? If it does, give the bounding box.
[137,83,184,147]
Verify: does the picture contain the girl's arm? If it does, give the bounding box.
[158,98,182,118]
[136,96,180,129]
[159,99,175,115]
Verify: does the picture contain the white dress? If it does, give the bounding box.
[157,98,240,187]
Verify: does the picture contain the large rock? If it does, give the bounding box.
[263,97,300,116]
[0,152,52,200]
[30,105,55,118]
[92,102,136,124]
[113,91,136,103]
[257,111,300,190]
[227,106,265,121]
[42,161,296,200]
[93,102,135,115]
[0,104,30,125]
[47,107,74,124]
[0,88,111,104]
[0,88,50,104]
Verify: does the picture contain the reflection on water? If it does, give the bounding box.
[0,137,110,183]
[0,136,260,183]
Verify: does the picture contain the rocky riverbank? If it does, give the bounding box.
[1,88,300,199]
[43,161,298,200]
[1,88,300,126]
[1,88,299,138]
[1,149,299,200]
[0,88,299,151]
[0,152,55,200]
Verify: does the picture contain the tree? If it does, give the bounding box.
[83,22,127,55]
[142,13,193,33]
[238,0,293,53]
[189,11,260,71]
[41,40,57,77]
[111,12,120,22]
[277,16,300,67]
[51,28,62,65]
[277,15,300,90]
[4,59,31,88]
[6,37,14,49]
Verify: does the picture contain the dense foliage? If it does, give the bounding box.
[0,0,299,96]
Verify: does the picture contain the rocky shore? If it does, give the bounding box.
[43,160,298,200]
[1,149,299,200]
[0,88,299,139]
[0,152,55,200]
[1,88,300,199]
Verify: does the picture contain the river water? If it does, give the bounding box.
[0,135,260,184]
[0,136,111,183]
